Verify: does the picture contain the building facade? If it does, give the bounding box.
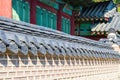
[75,1,117,40]
[0,0,75,35]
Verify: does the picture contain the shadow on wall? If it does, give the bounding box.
[0,54,8,67]
[0,53,79,67]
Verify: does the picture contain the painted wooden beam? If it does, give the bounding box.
[62,12,71,19]
[36,0,57,13]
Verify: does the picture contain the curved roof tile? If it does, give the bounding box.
[0,40,6,53]
[19,41,28,55]
[7,40,18,54]
[39,44,47,55]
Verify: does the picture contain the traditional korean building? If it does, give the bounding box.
[0,1,120,80]
[0,0,75,35]
[75,1,117,40]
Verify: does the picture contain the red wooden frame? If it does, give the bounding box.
[84,35,107,40]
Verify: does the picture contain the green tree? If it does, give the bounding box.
[114,0,120,4]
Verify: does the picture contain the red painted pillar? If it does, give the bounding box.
[70,11,75,35]
[30,0,36,24]
[0,0,12,18]
[57,5,63,31]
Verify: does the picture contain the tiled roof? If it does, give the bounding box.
[91,13,120,32]
[0,17,119,59]
[80,1,116,20]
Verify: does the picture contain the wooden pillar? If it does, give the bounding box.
[0,0,12,18]
[70,11,75,35]
[29,0,37,24]
[57,5,63,31]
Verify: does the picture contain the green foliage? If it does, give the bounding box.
[92,0,109,2]
[63,0,110,7]
[117,6,120,12]
[113,0,120,4]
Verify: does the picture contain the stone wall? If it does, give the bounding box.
[0,53,119,80]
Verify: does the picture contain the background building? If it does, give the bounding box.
[0,0,120,40]
[0,0,75,35]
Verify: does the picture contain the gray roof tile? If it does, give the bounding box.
[91,13,120,32]
[0,17,119,59]
[80,1,116,19]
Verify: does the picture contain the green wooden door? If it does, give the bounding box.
[23,2,30,22]
[48,11,52,28]
[62,17,70,34]
[12,0,20,20]
[12,0,30,22]
[36,7,57,30]
[36,6,43,26]
[53,13,57,29]
[67,19,70,34]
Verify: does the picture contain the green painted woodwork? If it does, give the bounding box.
[80,31,91,36]
[39,0,73,15]
[62,17,70,34]
[36,6,43,26]
[12,0,20,20]
[39,0,59,9]
[63,4,73,16]
[80,23,92,36]
[113,0,120,4]
[36,6,57,30]
[43,9,47,27]
[48,11,52,28]
[23,2,30,22]
[12,0,30,22]
[63,7,72,16]
[53,13,57,29]
[56,0,65,4]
